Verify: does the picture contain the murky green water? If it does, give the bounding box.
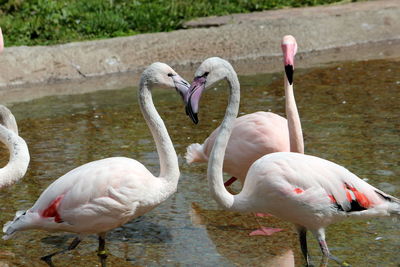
[0,58,399,266]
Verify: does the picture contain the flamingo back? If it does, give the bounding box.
[203,112,290,181]
[241,152,398,229]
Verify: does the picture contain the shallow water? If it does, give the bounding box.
[0,58,399,266]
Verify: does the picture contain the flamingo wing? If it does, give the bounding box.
[244,152,398,228]
[30,157,156,229]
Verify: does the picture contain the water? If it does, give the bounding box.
[0,58,399,266]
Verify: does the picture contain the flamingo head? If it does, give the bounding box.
[141,62,190,101]
[0,105,19,135]
[281,35,298,85]
[185,57,235,124]
[0,27,3,54]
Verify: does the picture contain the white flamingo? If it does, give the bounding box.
[185,57,400,266]
[185,35,303,187]
[0,105,30,189]
[3,62,190,266]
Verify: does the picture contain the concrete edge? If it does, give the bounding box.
[0,0,399,104]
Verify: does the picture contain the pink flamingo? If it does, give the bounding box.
[0,105,30,189]
[185,57,400,266]
[185,35,303,186]
[0,27,3,53]
[185,35,303,236]
[3,62,189,266]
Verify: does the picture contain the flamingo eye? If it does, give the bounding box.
[167,73,174,77]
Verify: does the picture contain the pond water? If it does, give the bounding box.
[0,58,399,266]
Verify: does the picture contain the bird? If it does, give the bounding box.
[3,62,190,267]
[185,57,400,266]
[0,30,29,189]
[185,35,303,188]
[0,27,3,53]
[0,105,30,189]
[185,35,304,236]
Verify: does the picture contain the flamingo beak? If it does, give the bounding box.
[185,76,207,124]
[281,42,296,85]
[285,65,294,85]
[171,74,190,102]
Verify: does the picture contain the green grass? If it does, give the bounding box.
[0,0,357,47]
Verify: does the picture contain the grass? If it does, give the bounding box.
[0,0,357,47]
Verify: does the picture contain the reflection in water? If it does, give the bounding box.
[190,202,296,267]
[0,58,399,266]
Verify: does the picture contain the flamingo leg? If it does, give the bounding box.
[97,234,108,267]
[312,229,351,267]
[41,237,81,267]
[224,177,237,187]
[296,226,312,266]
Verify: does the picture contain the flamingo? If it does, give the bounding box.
[0,105,30,189]
[185,57,400,266]
[185,35,303,187]
[185,35,303,236]
[0,27,3,53]
[3,62,190,266]
[0,29,29,188]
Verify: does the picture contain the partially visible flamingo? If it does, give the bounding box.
[0,29,30,189]
[3,62,189,266]
[185,35,303,235]
[0,27,3,53]
[0,105,30,189]
[185,57,400,266]
[185,35,303,186]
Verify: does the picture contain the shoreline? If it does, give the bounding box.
[0,0,399,103]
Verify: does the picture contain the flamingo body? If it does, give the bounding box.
[186,111,289,182]
[4,157,171,237]
[242,152,398,229]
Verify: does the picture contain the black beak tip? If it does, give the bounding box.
[285,65,294,85]
[185,105,199,124]
[192,113,199,124]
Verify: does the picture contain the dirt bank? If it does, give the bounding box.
[0,0,399,103]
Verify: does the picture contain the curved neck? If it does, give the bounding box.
[138,81,179,183]
[207,72,243,211]
[284,77,304,154]
[0,125,30,188]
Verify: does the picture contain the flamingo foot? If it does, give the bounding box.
[224,177,237,187]
[255,212,272,217]
[41,255,55,267]
[97,250,108,267]
[249,227,283,236]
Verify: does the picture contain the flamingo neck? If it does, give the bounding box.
[138,81,179,187]
[207,71,245,211]
[0,125,30,189]
[284,77,304,154]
